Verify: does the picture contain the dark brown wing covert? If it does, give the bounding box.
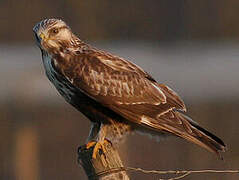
[54,49,225,155]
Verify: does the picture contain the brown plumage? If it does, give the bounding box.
[33,18,226,158]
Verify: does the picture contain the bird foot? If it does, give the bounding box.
[86,139,111,159]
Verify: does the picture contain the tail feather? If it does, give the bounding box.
[171,111,226,158]
[141,110,226,158]
[178,112,226,152]
[189,120,226,153]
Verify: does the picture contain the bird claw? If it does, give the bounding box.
[86,139,111,159]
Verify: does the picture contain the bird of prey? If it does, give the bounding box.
[33,18,226,159]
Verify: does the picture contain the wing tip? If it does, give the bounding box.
[172,111,227,158]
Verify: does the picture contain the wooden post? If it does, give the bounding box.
[15,126,39,180]
[78,143,130,180]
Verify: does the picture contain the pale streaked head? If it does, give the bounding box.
[33,18,73,51]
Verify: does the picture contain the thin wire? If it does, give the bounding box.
[93,166,238,179]
[125,167,239,180]
[162,172,191,180]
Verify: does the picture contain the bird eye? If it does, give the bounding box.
[51,28,59,34]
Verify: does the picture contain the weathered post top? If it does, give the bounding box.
[78,143,130,180]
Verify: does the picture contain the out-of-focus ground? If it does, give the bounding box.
[0,41,238,180]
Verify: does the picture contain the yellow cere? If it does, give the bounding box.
[40,33,46,40]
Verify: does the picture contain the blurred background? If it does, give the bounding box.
[0,0,239,179]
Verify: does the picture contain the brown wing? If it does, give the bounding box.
[57,52,185,108]
[55,51,225,155]
[55,51,186,122]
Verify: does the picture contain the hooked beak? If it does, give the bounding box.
[39,33,46,41]
[33,32,47,48]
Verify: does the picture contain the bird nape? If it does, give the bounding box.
[33,18,226,159]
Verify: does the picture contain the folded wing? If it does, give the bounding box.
[56,51,225,156]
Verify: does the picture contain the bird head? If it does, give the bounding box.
[33,19,73,52]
